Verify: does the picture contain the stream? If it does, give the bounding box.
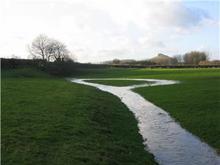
[70,78,220,165]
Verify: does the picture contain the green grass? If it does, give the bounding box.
[85,79,150,86]
[75,68,220,151]
[2,67,220,164]
[74,68,220,80]
[2,68,156,165]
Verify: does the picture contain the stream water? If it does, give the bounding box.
[70,78,220,165]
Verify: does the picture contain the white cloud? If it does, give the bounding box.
[0,0,218,62]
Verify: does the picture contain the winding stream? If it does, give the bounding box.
[70,78,220,165]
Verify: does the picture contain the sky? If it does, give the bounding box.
[0,0,219,63]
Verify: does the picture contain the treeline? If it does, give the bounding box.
[1,57,219,77]
[106,51,220,66]
[26,34,220,67]
[174,51,208,65]
[2,34,219,75]
[1,58,107,76]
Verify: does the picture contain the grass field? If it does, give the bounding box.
[74,68,220,80]
[2,67,220,165]
[2,68,156,165]
[75,68,220,151]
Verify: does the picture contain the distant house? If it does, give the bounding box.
[149,53,177,65]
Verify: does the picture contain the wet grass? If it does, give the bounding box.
[85,79,149,86]
[2,68,157,165]
[76,68,220,151]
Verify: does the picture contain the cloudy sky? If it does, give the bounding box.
[0,0,219,63]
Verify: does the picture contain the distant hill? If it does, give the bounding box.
[103,59,155,65]
[149,53,177,65]
[103,53,177,65]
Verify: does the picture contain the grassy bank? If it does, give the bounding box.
[2,68,156,165]
[75,68,220,151]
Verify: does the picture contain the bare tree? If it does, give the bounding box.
[183,51,208,64]
[29,34,50,61]
[29,34,73,62]
[47,39,70,62]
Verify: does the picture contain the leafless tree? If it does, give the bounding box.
[183,51,208,64]
[29,34,50,61]
[29,34,73,62]
[47,39,70,62]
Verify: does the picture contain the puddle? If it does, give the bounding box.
[70,78,220,165]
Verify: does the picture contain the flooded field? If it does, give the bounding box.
[71,78,220,165]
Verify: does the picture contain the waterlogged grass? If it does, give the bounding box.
[76,68,220,151]
[85,79,149,86]
[2,68,156,165]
